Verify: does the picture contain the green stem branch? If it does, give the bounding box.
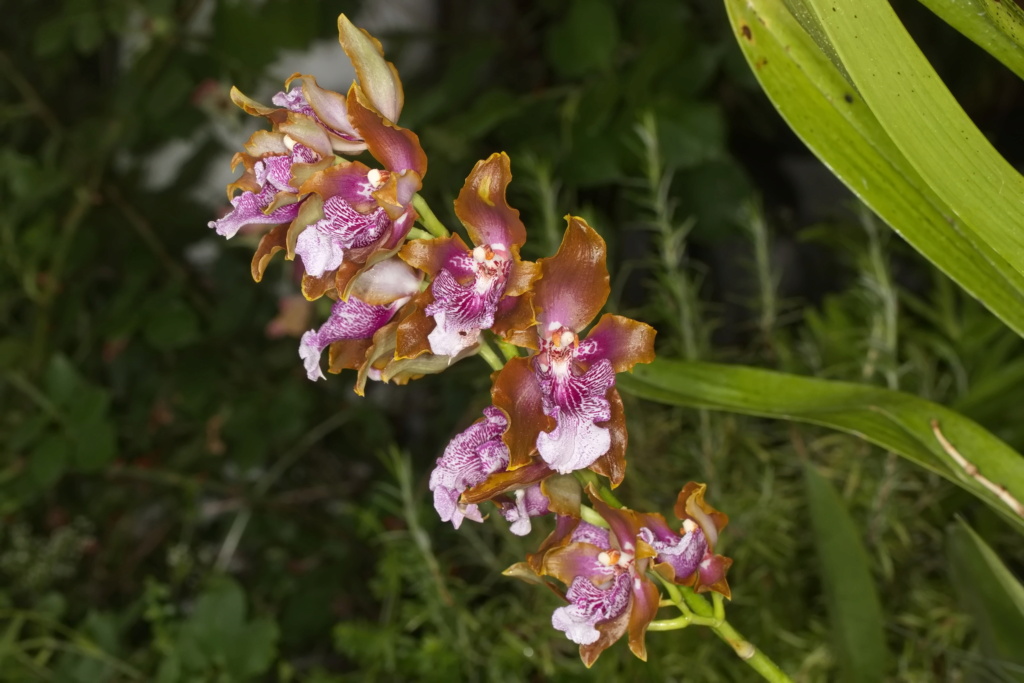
[477,342,505,371]
[412,194,450,238]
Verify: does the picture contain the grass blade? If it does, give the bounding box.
[947,518,1024,677]
[804,464,889,682]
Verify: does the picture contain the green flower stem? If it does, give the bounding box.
[573,470,625,508]
[407,227,433,241]
[579,504,610,529]
[412,194,450,238]
[678,587,793,683]
[477,342,505,371]
[496,338,520,362]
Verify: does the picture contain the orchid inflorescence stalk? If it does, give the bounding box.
[208,15,787,677]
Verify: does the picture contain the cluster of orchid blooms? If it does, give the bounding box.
[209,15,732,666]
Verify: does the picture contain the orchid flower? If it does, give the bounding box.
[641,482,732,597]
[430,402,591,536]
[289,84,427,302]
[540,488,661,666]
[298,257,421,381]
[430,406,511,529]
[227,14,403,155]
[491,217,655,482]
[208,131,327,239]
[397,152,539,359]
[216,14,425,307]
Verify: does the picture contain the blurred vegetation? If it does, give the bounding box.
[2,0,1024,680]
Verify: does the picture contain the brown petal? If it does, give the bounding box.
[501,561,546,586]
[277,112,334,159]
[334,260,362,301]
[502,563,569,603]
[674,482,729,550]
[462,459,553,506]
[328,338,373,373]
[382,350,474,386]
[347,258,421,307]
[297,161,376,210]
[229,86,286,122]
[337,14,404,123]
[626,575,661,661]
[694,554,733,599]
[285,73,363,151]
[353,320,399,396]
[588,387,627,488]
[226,167,259,198]
[586,486,644,553]
[534,216,609,332]
[374,172,421,224]
[540,474,581,517]
[241,129,290,158]
[251,223,288,283]
[505,253,540,297]
[398,234,470,278]
[527,514,581,574]
[491,292,538,347]
[583,314,657,373]
[580,607,630,668]
[289,156,336,190]
[453,152,526,248]
[301,271,335,301]
[264,190,299,215]
[492,357,553,470]
[347,85,426,177]
[394,290,435,360]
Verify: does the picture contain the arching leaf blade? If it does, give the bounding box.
[618,360,1024,534]
[723,0,1024,338]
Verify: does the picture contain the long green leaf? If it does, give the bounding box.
[805,0,1024,279]
[723,0,1024,338]
[916,0,1024,80]
[947,518,1024,677]
[804,464,889,682]
[618,360,1024,533]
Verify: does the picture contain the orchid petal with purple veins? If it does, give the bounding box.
[551,574,632,646]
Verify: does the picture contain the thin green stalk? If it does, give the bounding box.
[679,589,792,683]
[496,338,520,362]
[412,194,450,238]
[579,505,610,529]
[573,470,624,508]
[477,342,505,371]
[745,198,778,345]
[407,227,433,241]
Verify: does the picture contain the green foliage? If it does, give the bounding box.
[3,0,1024,680]
[947,519,1024,678]
[723,0,1024,338]
[156,578,279,681]
[916,0,1024,80]
[803,464,889,682]
[619,359,1024,532]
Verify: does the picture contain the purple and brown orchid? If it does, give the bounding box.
[397,152,539,360]
[487,216,656,484]
[211,12,742,671]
